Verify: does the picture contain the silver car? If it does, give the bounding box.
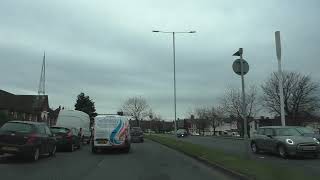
[251,126,320,158]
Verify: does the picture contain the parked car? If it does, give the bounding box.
[130,127,144,143]
[190,132,200,136]
[0,121,56,161]
[56,109,90,142]
[176,129,188,138]
[251,126,320,158]
[231,132,240,137]
[92,115,131,153]
[295,127,320,141]
[50,126,81,152]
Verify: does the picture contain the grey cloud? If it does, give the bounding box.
[1,0,320,119]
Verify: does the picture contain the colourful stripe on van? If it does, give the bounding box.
[109,119,124,145]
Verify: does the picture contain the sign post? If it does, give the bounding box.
[233,48,249,158]
[275,31,286,126]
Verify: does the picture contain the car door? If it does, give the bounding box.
[263,128,275,152]
[255,128,267,150]
[44,126,55,153]
[37,125,48,154]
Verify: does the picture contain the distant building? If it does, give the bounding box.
[0,89,60,126]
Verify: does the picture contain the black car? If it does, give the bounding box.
[50,126,81,152]
[0,121,56,161]
[177,129,188,138]
[130,127,144,143]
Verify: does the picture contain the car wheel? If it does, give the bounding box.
[31,147,40,161]
[251,142,260,154]
[50,145,56,157]
[277,145,288,159]
[69,144,75,152]
[123,146,130,153]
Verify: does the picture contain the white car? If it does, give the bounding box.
[92,115,131,153]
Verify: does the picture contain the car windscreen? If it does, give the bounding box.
[177,129,186,133]
[0,122,34,133]
[295,127,314,135]
[275,128,301,136]
[50,127,69,134]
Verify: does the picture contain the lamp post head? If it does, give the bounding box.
[189,31,196,33]
[152,30,160,32]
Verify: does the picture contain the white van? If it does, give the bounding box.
[55,110,90,136]
[92,115,131,153]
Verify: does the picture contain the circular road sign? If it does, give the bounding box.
[232,59,249,75]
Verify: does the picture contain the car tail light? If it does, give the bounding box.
[66,131,72,140]
[26,133,38,144]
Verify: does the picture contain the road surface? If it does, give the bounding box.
[0,139,235,180]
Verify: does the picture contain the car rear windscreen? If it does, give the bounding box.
[50,127,69,133]
[0,122,34,133]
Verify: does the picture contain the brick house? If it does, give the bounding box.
[0,89,60,126]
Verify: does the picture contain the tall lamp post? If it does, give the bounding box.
[275,31,286,126]
[152,30,196,136]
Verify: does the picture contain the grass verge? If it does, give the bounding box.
[146,134,314,180]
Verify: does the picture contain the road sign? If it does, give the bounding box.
[232,59,249,75]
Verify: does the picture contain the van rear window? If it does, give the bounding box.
[96,117,121,128]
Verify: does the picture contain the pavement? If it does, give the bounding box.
[0,139,235,180]
[163,134,320,177]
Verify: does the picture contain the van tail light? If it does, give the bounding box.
[26,133,38,145]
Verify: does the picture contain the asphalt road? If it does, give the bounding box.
[167,134,320,176]
[0,139,235,180]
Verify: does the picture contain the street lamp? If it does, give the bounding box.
[152,30,196,136]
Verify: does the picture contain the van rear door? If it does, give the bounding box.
[94,116,128,145]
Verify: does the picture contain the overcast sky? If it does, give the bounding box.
[1,0,319,120]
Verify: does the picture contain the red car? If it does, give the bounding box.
[0,121,57,161]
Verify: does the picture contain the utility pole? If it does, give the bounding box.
[275,31,286,126]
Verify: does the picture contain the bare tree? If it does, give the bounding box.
[220,86,259,137]
[261,71,320,124]
[210,106,225,135]
[194,107,211,136]
[121,97,151,127]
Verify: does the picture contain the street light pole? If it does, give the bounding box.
[172,32,177,136]
[275,31,286,126]
[152,30,196,136]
